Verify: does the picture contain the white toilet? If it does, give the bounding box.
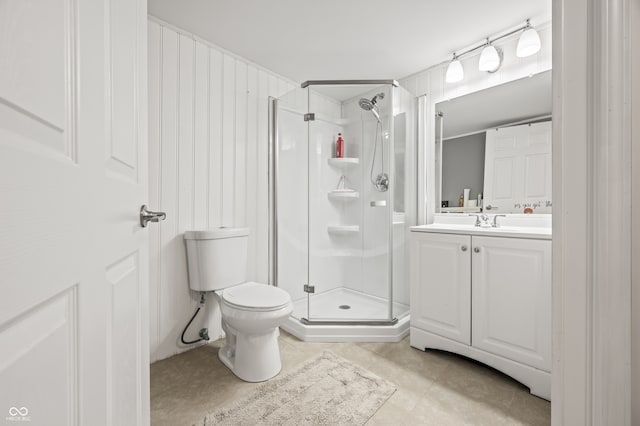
[184,227,293,382]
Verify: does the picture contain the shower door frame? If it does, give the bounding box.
[269,79,401,326]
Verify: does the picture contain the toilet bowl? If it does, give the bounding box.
[184,228,293,382]
[217,282,293,382]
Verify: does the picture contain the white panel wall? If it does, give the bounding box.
[148,18,295,362]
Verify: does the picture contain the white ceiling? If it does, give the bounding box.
[147,0,552,83]
[437,70,552,139]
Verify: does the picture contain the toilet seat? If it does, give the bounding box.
[221,282,291,312]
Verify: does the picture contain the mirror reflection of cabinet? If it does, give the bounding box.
[435,70,552,214]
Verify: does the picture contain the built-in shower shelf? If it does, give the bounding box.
[327,225,360,235]
[328,190,359,200]
[327,157,359,167]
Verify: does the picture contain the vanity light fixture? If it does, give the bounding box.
[445,54,464,83]
[478,40,503,72]
[516,19,541,57]
[445,19,542,83]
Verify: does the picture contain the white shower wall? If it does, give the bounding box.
[148,18,295,362]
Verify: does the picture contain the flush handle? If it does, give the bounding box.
[140,205,166,227]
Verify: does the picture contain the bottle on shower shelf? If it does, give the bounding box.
[336,133,345,158]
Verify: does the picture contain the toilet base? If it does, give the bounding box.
[218,322,283,382]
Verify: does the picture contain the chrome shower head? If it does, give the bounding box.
[358,92,385,111]
[358,92,385,123]
[358,98,375,111]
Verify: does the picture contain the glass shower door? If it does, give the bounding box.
[272,88,310,321]
[305,83,393,323]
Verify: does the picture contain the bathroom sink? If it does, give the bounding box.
[410,214,552,240]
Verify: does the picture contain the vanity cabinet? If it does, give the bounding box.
[410,233,471,345]
[471,235,551,371]
[410,230,551,399]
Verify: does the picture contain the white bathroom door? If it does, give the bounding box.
[483,121,552,213]
[0,0,150,425]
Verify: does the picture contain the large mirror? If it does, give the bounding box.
[435,70,552,214]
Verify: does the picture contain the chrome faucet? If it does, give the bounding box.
[469,214,490,227]
[492,214,507,228]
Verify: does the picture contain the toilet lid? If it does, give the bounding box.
[222,282,291,311]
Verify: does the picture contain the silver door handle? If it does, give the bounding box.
[485,205,497,210]
[370,200,387,207]
[140,205,166,227]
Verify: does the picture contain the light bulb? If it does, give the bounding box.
[478,44,501,72]
[445,58,464,83]
[517,27,541,57]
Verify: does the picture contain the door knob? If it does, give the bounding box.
[140,205,166,227]
[474,247,481,253]
[461,245,468,252]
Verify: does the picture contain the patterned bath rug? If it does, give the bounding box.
[196,350,396,426]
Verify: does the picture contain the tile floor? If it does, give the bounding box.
[150,331,550,425]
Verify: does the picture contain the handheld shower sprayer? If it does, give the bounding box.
[370,108,381,124]
[358,92,388,192]
[358,93,385,124]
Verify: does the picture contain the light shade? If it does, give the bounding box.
[478,45,501,72]
[445,58,464,83]
[517,27,541,57]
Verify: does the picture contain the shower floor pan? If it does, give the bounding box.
[281,287,410,342]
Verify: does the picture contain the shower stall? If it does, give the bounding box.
[269,80,416,341]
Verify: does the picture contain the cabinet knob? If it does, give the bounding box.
[461,245,468,252]
[474,247,480,253]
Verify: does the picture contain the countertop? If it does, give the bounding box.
[410,214,552,240]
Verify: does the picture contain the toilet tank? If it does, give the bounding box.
[184,227,249,292]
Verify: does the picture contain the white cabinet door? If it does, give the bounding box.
[483,121,552,213]
[471,236,552,371]
[410,233,471,345]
